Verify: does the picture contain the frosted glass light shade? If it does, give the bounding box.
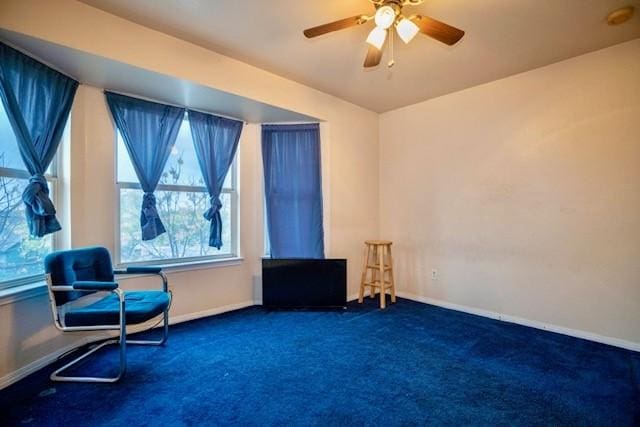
[374,6,396,29]
[397,18,419,44]
[366,27,387,50]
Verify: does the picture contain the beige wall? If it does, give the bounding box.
[0,0,379,384]
[380,39,640,345]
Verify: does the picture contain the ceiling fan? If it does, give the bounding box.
[303,0,465,68]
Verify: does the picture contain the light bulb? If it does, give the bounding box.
[396,18,419,44]
[374,5,397,29]
[366,26,387,50]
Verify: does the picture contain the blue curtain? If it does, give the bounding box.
[188,110,243,249]
[0,42,78,237]
[262,123,324,259]
[105,92,185,241]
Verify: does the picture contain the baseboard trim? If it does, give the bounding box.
[0,336,94,390]
[395,291,640,352]
[0,300,256,390]
[347,293,360,302]
[168,300,255,325]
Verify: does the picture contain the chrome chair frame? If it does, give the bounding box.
[46,270,170,383]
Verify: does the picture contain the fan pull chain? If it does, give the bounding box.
[387,27,395,68]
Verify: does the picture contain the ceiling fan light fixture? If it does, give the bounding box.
[374,5,397,29]
[396,18,419,43]
[366,26,387,50]
[302,1,465,69]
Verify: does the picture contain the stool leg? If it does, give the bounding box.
[388,245,396,304]
[370,245,377,298]
[358,244,369,303]
[378,245,386,309]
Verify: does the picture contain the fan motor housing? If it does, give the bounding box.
[370,0,424,7]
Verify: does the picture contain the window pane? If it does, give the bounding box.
[116,133,138,183]
[168,122,205,186]
[0,101,63,176]
[117,120,234,189]
[0,177,54,283]
[0,101,25,171]
[222,162,232,189]
[119,189,232,263]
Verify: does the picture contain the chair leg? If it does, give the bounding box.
[127,309,169,346]
[50,310,169,383]
[51,335,127,383]
[52,298,129,383]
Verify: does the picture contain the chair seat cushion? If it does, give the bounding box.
[64,291,170,327]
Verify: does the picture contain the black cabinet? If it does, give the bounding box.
[262,258,347,309]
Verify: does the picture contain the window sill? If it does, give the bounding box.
[0,257,244,306]
[115,256,244,279]
[0,280,48,307]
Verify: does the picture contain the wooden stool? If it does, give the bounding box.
[358,240,396,309]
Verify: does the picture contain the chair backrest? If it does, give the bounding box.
[44,246,115,305]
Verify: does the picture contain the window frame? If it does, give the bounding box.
[0,157,60,291]
[114,119,240,267]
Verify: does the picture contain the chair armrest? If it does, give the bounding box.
[113,266,167,293]
[114,266,162,275]
[49,283,125,332]
[72,281,119,291]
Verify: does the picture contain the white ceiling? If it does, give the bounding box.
[80,0,640,112]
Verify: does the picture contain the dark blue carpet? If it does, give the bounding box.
[1,298,638,426]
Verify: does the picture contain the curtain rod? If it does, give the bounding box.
[261,121,322,125]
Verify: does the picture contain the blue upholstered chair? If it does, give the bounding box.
[44,246,171,382]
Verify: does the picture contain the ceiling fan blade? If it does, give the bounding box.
[413,15,465,46]
[363,45,384,68]
[304,15,368,38]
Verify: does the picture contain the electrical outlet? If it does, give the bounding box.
[431,269,438,280]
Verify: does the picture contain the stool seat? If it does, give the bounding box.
[365,240,392,245]
[359,240,396,309]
